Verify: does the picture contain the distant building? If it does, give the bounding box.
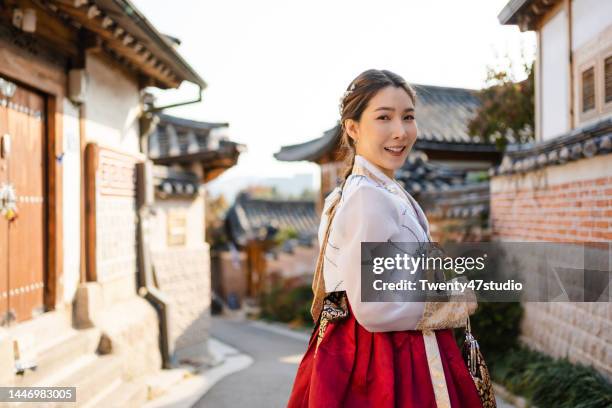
[215,193,319,303]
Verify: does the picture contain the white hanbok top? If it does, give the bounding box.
[318,154,434,332]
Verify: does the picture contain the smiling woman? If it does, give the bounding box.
[287,69,486,408]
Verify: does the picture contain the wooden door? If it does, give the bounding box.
[0,82,46,325]
[0,91,8,324]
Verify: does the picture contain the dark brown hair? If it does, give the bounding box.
[338,69,416,183]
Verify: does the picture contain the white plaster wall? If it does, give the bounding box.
[572,0,612,51]
[541,9,570,141]
[62,98,81,304]
[85,53,141,154]
[149,194,206,251]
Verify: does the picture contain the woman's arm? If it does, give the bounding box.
[332,183,426,332]
[332,182,475,332]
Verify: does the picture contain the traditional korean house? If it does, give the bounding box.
[141,112,244,365]
[495,0,612,380]
[218,193,319,303]
[274,85,501,209]
[275,83,500,242]
[0,0,223,404]
[418,182,491,242]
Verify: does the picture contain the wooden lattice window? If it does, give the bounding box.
[605,55,612,104]
[582,67,595,112]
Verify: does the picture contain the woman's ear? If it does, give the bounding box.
[345,119,359,144]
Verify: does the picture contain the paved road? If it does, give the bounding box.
[194,316,516,408]
[193,317,312,408]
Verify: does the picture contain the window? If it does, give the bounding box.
[582,67,595,112]
[605,55,612,104]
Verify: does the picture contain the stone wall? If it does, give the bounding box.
[96,196,138,285]
[148,193,211,362]
[150,247,211,359]
[490,154,612,380]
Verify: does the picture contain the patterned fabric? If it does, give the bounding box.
[310,189,343,323]
[463,319,497,408]
[306,154,483,408]
[416,278,478,331]
[422,330,452,408]
[289,300,484,408]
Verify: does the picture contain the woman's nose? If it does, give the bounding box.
[392,119,407,138]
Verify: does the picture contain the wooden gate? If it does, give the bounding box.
[0,79,46,325]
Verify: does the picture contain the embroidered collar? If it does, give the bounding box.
[352,155,400,194]
[351,154,432,241]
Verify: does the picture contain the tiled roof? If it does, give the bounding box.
[498,0,561,31]
[419,182,490,219]
[226,193,319,247]
[395,150,471,196]
[38,0,205,88]
[491,117,612,176]
[152,166,200,198]
[412,84,485,145]
[149,113,234,160]
[273,126,339,162]
[147,113,245,185]
[275,83,496,162]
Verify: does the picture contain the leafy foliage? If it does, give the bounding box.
[205,194,230,248]
[491,346,612,408]
[260,281,313,326]
[274,227,299,246]
[468,54,535,151]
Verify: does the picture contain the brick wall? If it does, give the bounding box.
[267,245,318,281]
[490,154,612,380]
[491,178,612,243]
[211,250,248,303]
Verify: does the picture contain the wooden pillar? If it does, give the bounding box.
[84,143,98,282]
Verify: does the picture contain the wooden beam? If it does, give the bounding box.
[79,105,87,283]
[8,0,81,57]
[45,94,63,311]
[85,143,98,282]
[51,1,180,88]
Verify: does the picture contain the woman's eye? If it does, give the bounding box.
[404,115,415,121]
[377,115,390,120]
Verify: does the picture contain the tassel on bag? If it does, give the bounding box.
[462,316,497,408]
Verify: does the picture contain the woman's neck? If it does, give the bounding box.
[355,154,396,180]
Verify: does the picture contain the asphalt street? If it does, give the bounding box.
[193,317,312,408]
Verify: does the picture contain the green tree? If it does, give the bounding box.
[468,53,535,151]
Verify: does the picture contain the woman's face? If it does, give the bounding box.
[345,86,417,178]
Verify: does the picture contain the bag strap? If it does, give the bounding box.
[310,164,365,322]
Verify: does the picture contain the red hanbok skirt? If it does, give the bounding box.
[287,301,483,408]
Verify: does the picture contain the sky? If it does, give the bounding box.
[132,0,536,197]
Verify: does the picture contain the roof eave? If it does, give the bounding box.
[151,143,245,166]
[497,0,563,31]
[45,0,206,89]
[112,0,206,88]
[498,0,531,25]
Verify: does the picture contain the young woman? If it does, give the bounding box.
[287,69,483,408]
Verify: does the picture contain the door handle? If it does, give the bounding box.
[1,133,10,158]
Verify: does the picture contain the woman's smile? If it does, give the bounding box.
[383,145,406,156]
